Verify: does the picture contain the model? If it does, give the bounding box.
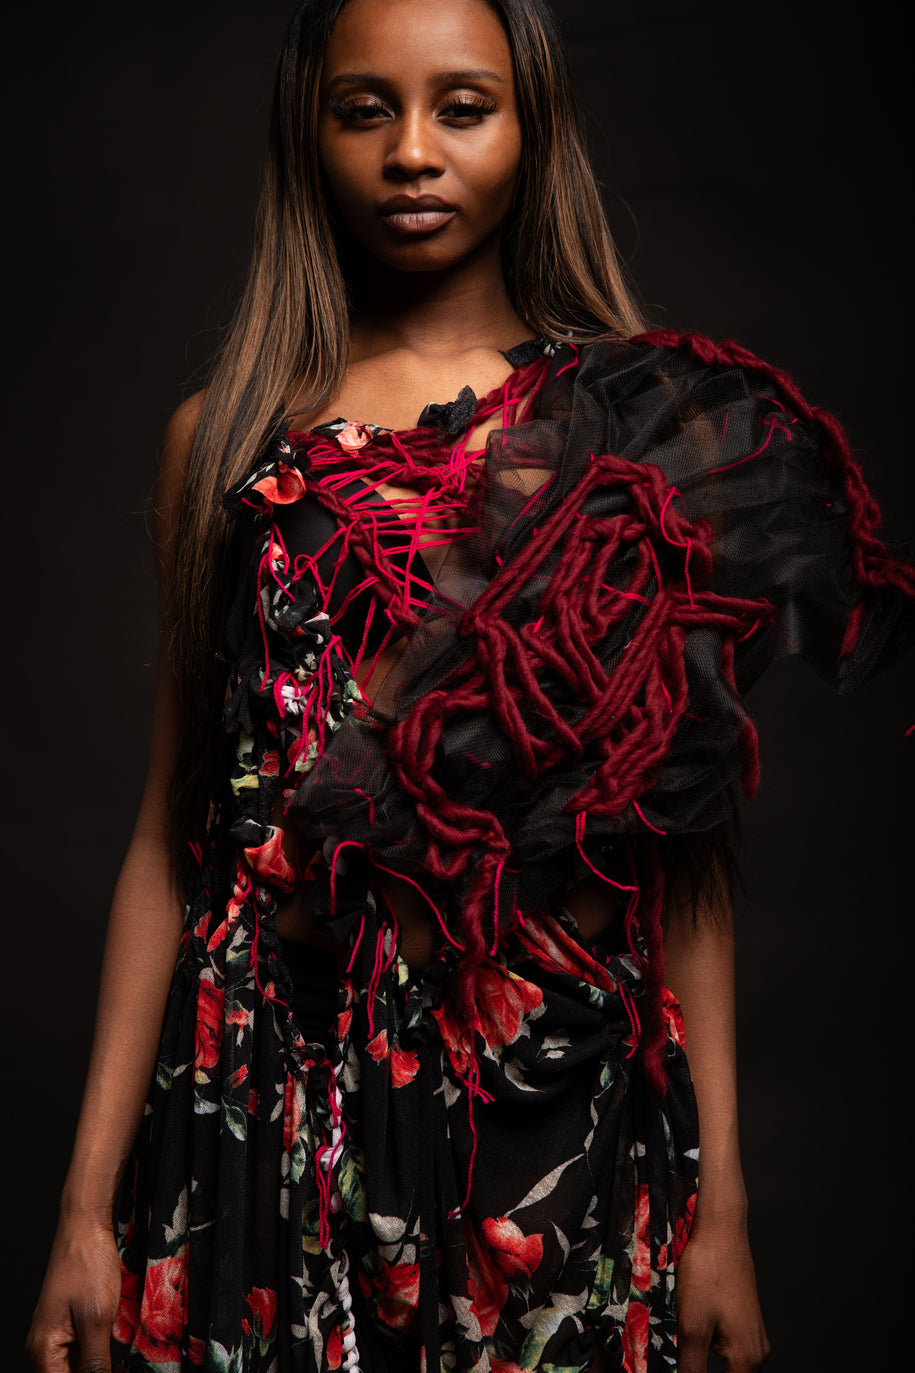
[28,2,915,1370]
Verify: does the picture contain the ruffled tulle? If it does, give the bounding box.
[285,335,914,905]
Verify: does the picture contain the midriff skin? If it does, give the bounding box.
[273,825,619,971]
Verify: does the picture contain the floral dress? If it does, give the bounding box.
[111,334,914,1372]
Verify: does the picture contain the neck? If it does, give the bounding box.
[347,242,529,362]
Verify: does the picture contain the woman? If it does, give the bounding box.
[26,0,914,1370]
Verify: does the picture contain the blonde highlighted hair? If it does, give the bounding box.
[169,0,646,878]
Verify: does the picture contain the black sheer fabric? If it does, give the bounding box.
[287,338,915,930]
[111,334,914,1373]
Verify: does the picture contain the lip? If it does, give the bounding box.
[378,195,457,234]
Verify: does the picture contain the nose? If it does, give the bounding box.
[383,109,445,182]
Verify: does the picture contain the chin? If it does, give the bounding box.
[372,231,502,277]
[361,246,470,275]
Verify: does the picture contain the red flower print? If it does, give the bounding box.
[261,748,280,777]
[673,1192,696,1265]
[244,828,296,892]
[327,1325,343,1369]
[431,997,474,1079]
[283,1070,304,1152]
[133,1253,186,1360]
[518,914,615,992]
[195,972,224,1072]
[463,1221,509,1338]
[662,985,685,1047]
[481,1215,544,1281]
[112,1261,141,1344]
[337,1006,353,1040]
[621,1296,649,1373]
[630,1183,651,1293]
[336,422,372,452]
[373,1259,420,1331]
[389,1043,420,1087]
[206,916,229,953]
[188,1335,206,1366]
[246,1285,278,1337]
[252,462,308,506]
[367,1030,420,1084]
[475,964,543,1049]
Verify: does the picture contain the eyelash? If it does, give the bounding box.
[329,96,497,123]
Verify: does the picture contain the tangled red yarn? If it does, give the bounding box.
[271,332,913,1097]
[639,332,915,652]
[377,332,915,1091]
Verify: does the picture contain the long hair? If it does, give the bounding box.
[168,0,648,885]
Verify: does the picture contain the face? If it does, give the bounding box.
[317,0,523,275]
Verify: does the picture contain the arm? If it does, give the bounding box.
[27,398,202,1373]
[664,882,771,1373]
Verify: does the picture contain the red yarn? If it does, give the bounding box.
[277,333,911,1094]
[286,357,552,683]
[380,331,915,1089]
[382,430,775,1060]
[634,331,915,654]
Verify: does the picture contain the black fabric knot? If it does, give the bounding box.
[503,335,551,367]
[418,384,478,438]
[228,815,265,848]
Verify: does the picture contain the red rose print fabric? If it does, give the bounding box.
[112,337,914,1371]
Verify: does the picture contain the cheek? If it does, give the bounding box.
[318,134,371,216]
[468,156,522,212]
[466,127,523,204]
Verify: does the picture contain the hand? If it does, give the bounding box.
[675,1215,771,1373]
[26,1214,122,1373]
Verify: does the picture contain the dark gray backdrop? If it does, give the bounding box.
[5,2,912,1369]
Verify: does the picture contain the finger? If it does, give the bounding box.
[76,1348,112,1373]
[25,1326,74,1373]
[73,1309,113,1373]
[718,1335,772,1373]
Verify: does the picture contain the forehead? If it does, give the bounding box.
[323,0,513,81]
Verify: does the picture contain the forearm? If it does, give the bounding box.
[61,824,183,1222]
[663,889,770,1367]
[27,403,199,1369]
[663,894,746,1222]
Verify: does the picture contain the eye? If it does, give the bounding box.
[328,97,391,123]
[439,96,498,123]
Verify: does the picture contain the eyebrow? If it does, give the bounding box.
[325,69,505,90]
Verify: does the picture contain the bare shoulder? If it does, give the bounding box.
[160,390,206,488]
[155,389,206,537]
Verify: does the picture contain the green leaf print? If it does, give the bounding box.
[223,1098,248,1143]
[338,1146,368,1224]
